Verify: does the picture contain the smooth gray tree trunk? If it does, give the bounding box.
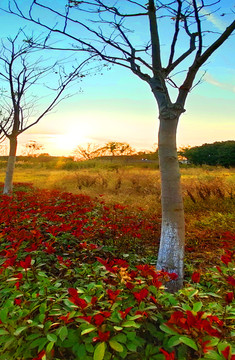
[156,115,185,292]
[3,136,17,195]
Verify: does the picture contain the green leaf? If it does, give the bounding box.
[74,343,86,358]
[203,351,224,360]
[87,282,96,291]
[3,336,15,351]
[128,315,142,321]
[167,335,181,347]
[85,342,94,353]
[209,338,219,347]
[39,303,47,314]
[0,308,9,323]
[29,337,47,349]
[126,332,136,341]
[112,334,127,344]
[109,340,123,352]
[179,336,198,350]
[119,346,128,359]
[122,321,140,328]
[57,326,68,342]
[204,292,221,298]
[193,302,203,312]
[126,342,137,352]
[93,342,106,360]
[14,326,27,336]
[38,338,48,353]
[38,271,48,277]
[46,341,54,353]
[54,282,62,288]
[113,326,123,331]
[26,334,41,341]
[182,304,191,311]
[39,313,45,323]
[159,324,178,335]
[0,329,9,335]
[188,289,199,298]
[47,333,57,342]
[218,342,231,353]
[81,327,96,335]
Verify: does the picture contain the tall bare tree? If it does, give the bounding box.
[5,0,235,291]
[0,31,90,194]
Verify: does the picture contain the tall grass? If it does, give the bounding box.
[0,165,234,214]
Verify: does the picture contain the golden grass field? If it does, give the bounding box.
[0,165,234,209]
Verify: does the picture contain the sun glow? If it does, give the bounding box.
[51,132,91,156]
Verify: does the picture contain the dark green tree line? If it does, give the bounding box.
[179,141,235,168]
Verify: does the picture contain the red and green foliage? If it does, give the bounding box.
[0,184,234,360]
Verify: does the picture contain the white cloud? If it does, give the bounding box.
[204,72,235,93]
[197,2,227,31]
[201,11,227,31]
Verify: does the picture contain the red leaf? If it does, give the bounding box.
[191,272,200,283]
[133,288,149,303]
[160,348,175,360]
[225,292,234,304]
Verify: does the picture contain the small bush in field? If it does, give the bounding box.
[0,184,234,360]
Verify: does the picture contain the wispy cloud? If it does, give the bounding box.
[201,10,227,31]
[196,1,228,31]
[204,72,235,93]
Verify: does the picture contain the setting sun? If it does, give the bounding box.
[53,133,86,153]
[42,123,93,156]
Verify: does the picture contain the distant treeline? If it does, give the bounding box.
[1,140,234,169]
[179,141,235,167]
[0,153,159,170]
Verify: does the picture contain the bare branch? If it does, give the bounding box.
[167,0,182,68]
[177,20,235,106]
[148,0,162,73]
[21,55,92,133]
[4,0,235,106]
[165,32,198,76]
[0,31,92,139]
[192,0,203,57]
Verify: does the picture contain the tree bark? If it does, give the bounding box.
[156,115,185,292]
[3,136,17,195]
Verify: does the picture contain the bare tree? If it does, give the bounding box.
[73,141,136,160]
[23,140,44,157]
[0,31,90,195]
[103,142,136,156]
[73,143,104,160]
[5,0,235,291]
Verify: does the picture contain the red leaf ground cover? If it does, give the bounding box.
[0,184,160,265]
[0,183,234,360]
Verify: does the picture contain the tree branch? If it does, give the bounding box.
[167,0,182,66]
[165,32,198,76]
[148,0,162,74]
[192,0,203,57]
[177,20,235,106]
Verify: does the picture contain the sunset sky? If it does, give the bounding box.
[0,1,234,156]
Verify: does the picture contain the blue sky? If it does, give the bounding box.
[0,0,234,156]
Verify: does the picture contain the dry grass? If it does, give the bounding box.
[0,165,234,213]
